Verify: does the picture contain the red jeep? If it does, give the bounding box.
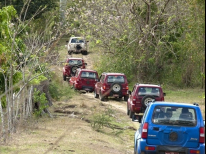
[69,68,99,92]
[94,72,129,101]
[62,58,87,81]
[127,83,166,118]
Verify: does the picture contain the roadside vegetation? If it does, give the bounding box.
[0,0,205,145]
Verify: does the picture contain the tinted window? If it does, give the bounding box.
[152,106,197,126]
[138,87,160,96]
[81,72,97,79]
[107,75,125,83]
[71,39,76,43]
[68,60,82,65]
[70,38,84,43]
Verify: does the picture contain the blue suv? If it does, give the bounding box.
[134,101,205,154]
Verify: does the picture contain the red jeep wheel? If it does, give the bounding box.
[63,74,66,81]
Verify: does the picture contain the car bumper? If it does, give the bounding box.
[68,49,87,52]
[137,139,205,154]
[101,89,128,97]
[75,84,94,92]
[82,86,94,92]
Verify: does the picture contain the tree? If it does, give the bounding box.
[0,3,61,141]
[66,0,205,87]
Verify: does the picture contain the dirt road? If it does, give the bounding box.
[0,45,139,154]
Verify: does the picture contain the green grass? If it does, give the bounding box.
[164,88,205,104]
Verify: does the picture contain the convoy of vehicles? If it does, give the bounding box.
[64,36,205,154]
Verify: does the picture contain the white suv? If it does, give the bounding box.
[66,37,88,55]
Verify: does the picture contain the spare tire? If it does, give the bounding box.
[71,65,79,75]
[111,83,122,94]
[76,44,82,50]
[141,95,155,108]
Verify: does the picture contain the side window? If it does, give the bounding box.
[71,38,76,43]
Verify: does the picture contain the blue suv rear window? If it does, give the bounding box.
[152,106,197,126]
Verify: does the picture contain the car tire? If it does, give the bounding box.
[82,51,88,55]
[63,74,66,81]
[71,65,78,75]
[111,83,122,94]
[94,90,99,98]
[68,51,72,55]
[124,95,129,101]
[141,95,155,108]
[129,110,134,118]
[99,92,105,101]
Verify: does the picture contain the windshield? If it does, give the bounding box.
[107,75,125,83]
[68,60,82,65]
[138,87,160,96]
[152,106,197,126]
[71,38,84,43]
[81,72,97,79]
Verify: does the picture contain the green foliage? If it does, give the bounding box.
[4,0,58,20]
[77,0,205,88]
[49,82,61,101]
[48,72,76,101]
[91,106,115,130]
[33,89,48,117]
[29,75,47,85]
[0,96,6,108]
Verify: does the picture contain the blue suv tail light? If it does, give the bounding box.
[199,127,205,143]
[142,122,148,139]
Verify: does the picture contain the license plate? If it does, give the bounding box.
[165,152,179,154]
[113,94,119,97]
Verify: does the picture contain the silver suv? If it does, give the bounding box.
[66,37,88,55]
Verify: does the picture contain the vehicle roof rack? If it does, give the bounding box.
[193,103,199,106]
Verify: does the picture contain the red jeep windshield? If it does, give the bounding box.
[107,76,125,83]
[68,60,82,65]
